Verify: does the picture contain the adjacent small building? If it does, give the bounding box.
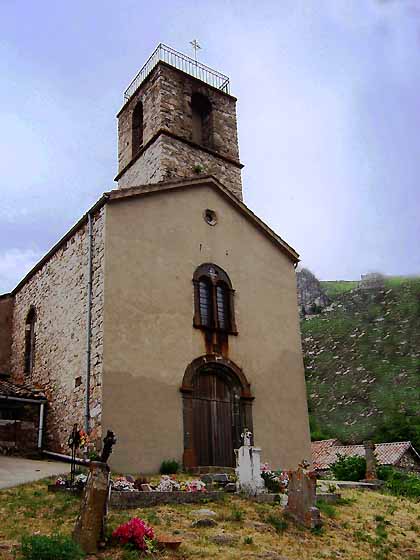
[312,438,420,475]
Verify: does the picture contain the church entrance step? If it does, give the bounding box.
[188,466,236,475]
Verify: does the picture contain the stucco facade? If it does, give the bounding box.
[101,181,310,473]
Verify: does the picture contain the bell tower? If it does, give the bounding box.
[115,44,243,200]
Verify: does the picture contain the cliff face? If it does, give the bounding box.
[301,277,420,449]
[296,268,330,315]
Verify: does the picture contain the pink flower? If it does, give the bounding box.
[112,517,154,550]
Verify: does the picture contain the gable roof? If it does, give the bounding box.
[311,438,342,470]
[311,439,420,470]
[8,176,299,296]
[106,176,300,263]
[0,378,47,402]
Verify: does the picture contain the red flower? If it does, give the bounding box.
[112,517,154,550]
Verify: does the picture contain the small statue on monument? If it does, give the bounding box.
[241,428,252,447]
[100,430,117,464]
[236,428,265,495]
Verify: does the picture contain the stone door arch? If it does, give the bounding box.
[181,355,254,469]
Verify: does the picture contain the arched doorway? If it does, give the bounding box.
[181,355,254,468]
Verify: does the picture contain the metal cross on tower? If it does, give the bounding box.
[190,39,201,61]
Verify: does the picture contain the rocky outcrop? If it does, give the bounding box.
[296,268,330,315]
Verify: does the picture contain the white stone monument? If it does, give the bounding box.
[235,428,265,496]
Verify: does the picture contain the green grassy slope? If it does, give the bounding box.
[302,277,420,448]
[321,280,359,297]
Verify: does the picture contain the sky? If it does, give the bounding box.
[1,0,419,292]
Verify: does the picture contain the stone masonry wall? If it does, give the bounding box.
[0,295,13,375]
[118,68,162,174]
[10,207,105,452]
[117,136,165,188]
[396,451,420,474]
[117,62,242,199]
[157,63,240,162]
[161,136,242,199]
[118,135,243,199]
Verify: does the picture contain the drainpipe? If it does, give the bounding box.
[38,401,45,448]
[84,212,93,433]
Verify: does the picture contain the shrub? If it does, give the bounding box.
[159,459,180,475]
[330,454,366,481]
[193,163,204,174]
[18,534,85,560]
[378,466,420,499]
[261,470,281,493]
[88,450,100,461]
[112,518,154,551]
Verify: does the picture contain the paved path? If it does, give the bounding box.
[0,456,70,489]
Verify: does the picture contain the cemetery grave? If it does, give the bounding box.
[1,430,418,558]
[0,477,419,559]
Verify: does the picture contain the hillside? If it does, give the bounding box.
[302,277,420,449]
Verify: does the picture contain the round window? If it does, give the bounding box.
[203,209,217,226]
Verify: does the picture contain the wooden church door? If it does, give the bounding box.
[192,368,236,467]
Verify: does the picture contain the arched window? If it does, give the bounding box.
[216,282,229,330]
[132,100,144,156]
[24,307,36,375]
[193,264,237,334]
[191,93,212,147]
[198,278,212,328]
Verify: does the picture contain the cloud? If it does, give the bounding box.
[0,249,43,293]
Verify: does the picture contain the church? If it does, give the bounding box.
[0,44,311,473]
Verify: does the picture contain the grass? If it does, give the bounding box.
[316,499,337,518]
[1,479,420,559]
[320,280,359,297]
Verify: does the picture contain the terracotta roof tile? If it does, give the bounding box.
[0,379,46,401]
[311,440,420,470]
[311,439,341,470]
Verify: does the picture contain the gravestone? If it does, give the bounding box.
[73,461,111,553]
[73,430,116,553]
[285,463,321,529]
[363,440,378,480]
[235,428,265,496]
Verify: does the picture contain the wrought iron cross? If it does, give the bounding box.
[190,39,201,61]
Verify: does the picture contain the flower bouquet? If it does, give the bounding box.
[112,476,137,492]
[112,517,154,550]
[155,475,180,492]
[260,463,289,493]
[181,479,206,492]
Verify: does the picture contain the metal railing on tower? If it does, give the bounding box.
[123,43,230,102]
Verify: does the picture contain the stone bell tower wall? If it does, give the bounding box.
[117,134,243,199]
[116,62,243,199]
